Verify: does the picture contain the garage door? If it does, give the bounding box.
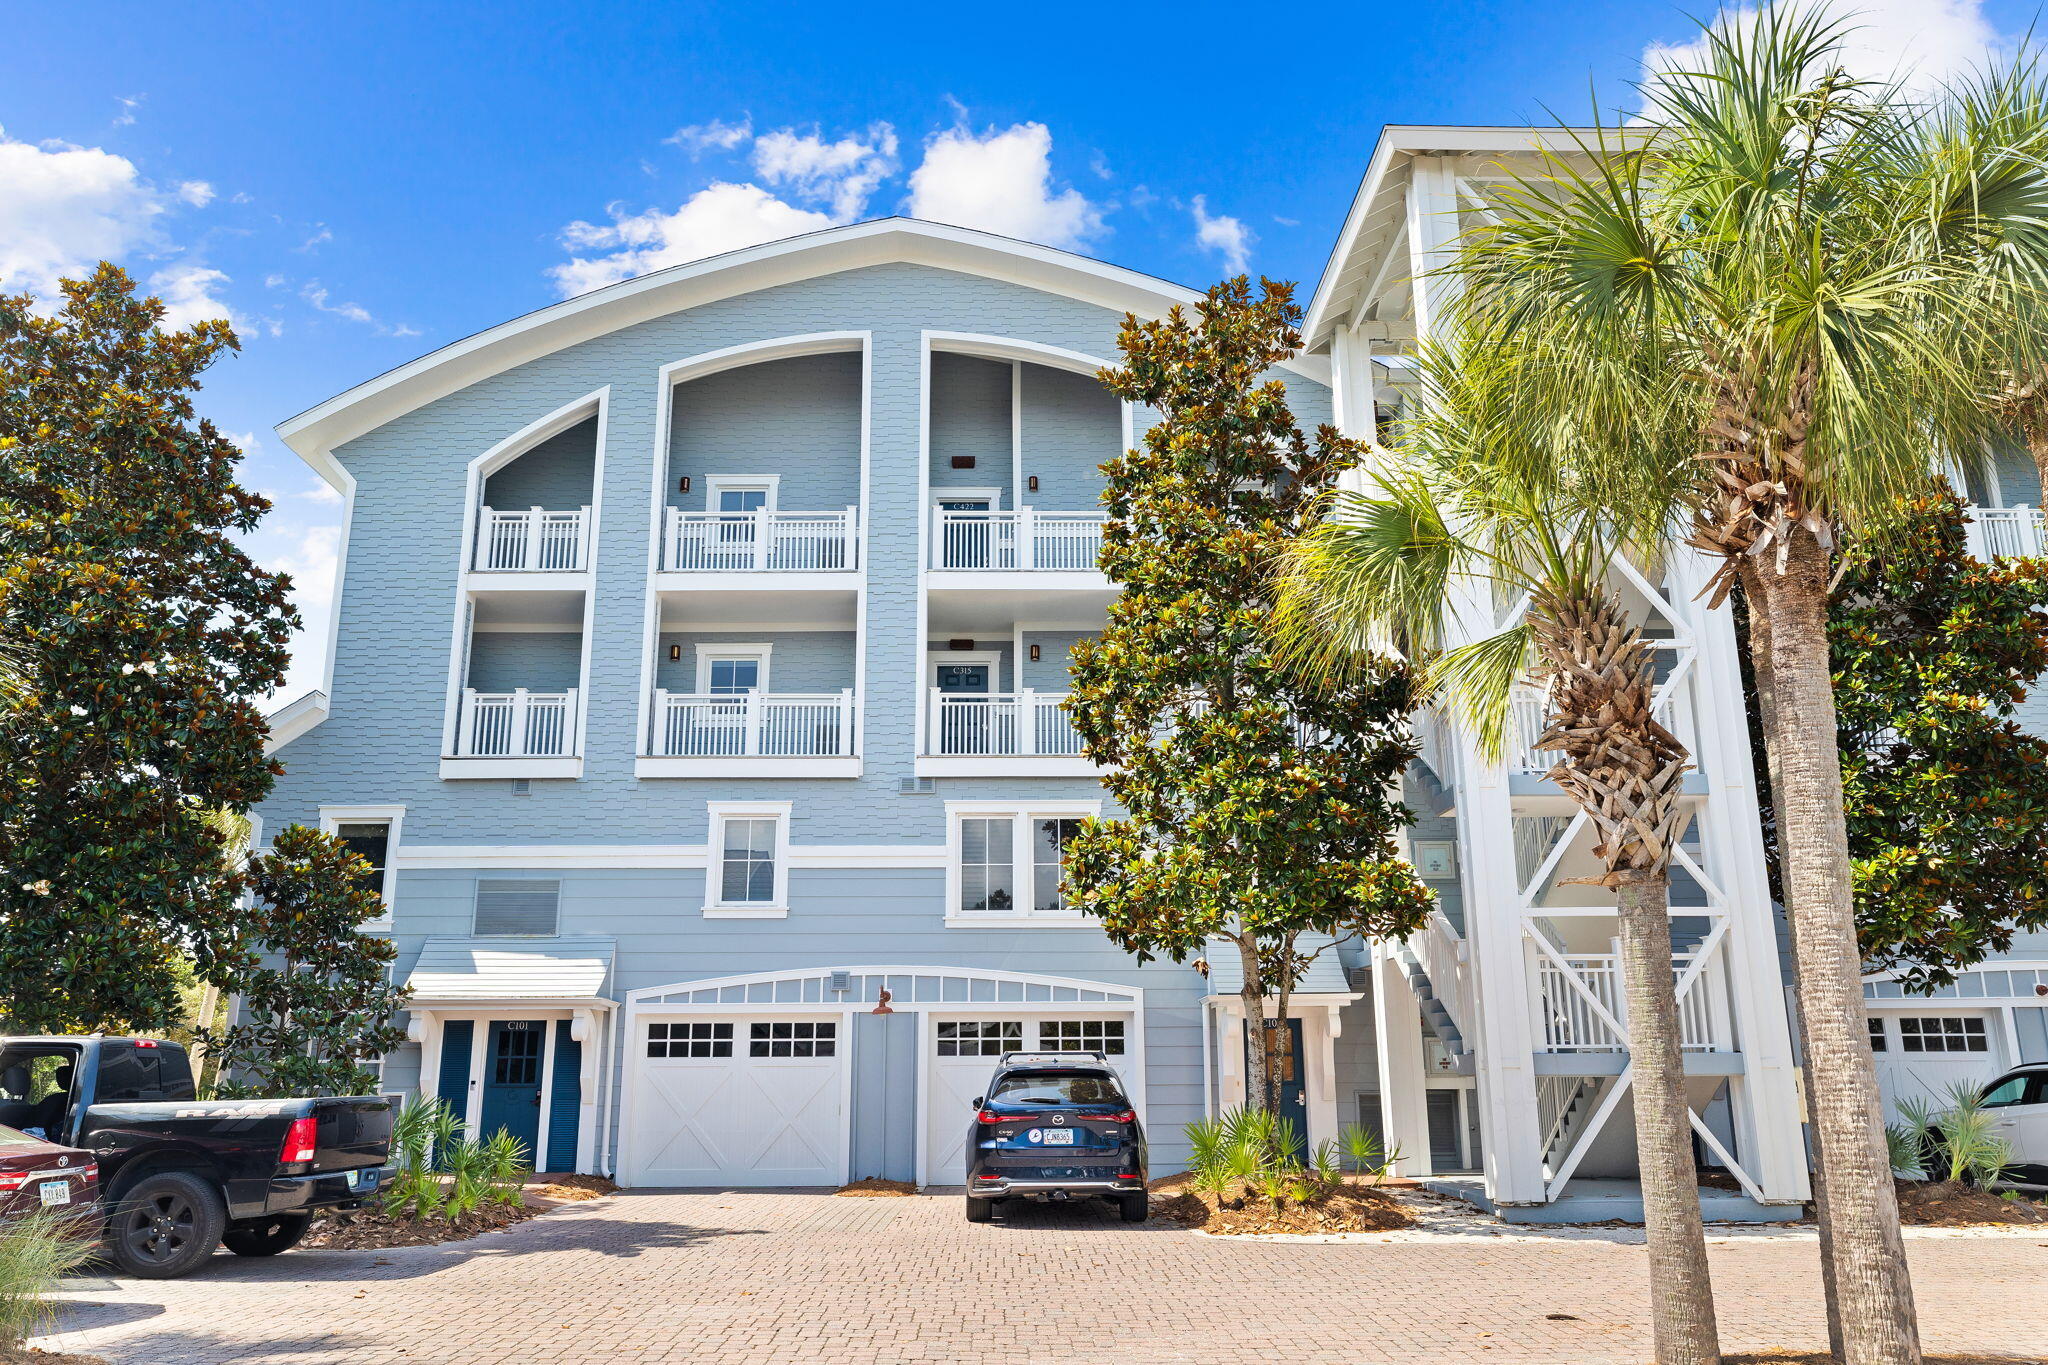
[625,1016,846,1187]
[922,1016,1131,1187]
[1871,1011,2005,1122]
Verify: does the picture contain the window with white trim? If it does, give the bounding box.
[1039,1019,1125,1056]
[695,644,771,695]
[948,806,1098,920]
[1898,1016,1989,1053]
[1868,1017,1887,1052]
[318,805,404,924]
[648,1022,732,1058]
[937,1020,1022,1057]
[706,803,789,913]
[749,1021,836,1058]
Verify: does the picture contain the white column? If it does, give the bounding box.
[415,1011,443,1104]
[572,1010,600,1174]
[1404,156,1464,345]
[1329,325,1380,443]
[1373,946,1436,1177]
[1017,688,1037,755]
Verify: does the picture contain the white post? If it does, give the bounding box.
[843,505,859,570]
[1016,507,1036,571]
[477,507,497,571]
[509,688,531,758]
[1372,945,1436,1177]
[742,689,760,756]
[417,1012,443,1105]
[562,687,579,756]
[928,687,943,754]
[575,505,592,570]
[751,506,769,570]
[522,508,542,573]
[1018,687,1037,755]
[837,689,855,756]
[652,688,669,757]
[931,505,946,569]
[663,505,679,571]
[456,689,476,756]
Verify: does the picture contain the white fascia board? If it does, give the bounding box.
[262,688,330,754]
[274,218,1311,477]
[438,756,584,780]
[917,755,1103,778]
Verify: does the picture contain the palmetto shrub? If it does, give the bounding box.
[0,1210,97,1347]
[1897,1084,2016,1188]
[1182,1109,1388,1211]
[381,1094,532,1222]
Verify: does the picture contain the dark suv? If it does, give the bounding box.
[964,1052,1147,1223]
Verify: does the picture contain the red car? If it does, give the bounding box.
[0,1122,97,1222]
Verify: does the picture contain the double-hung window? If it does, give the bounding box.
[706,802,789,917]
[947,804,1098,925]
[318,804,404,927]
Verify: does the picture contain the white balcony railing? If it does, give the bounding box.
[663,507,858,572]
[650,689,856,758]
[1965,504,2045,560]
[475,507,590,572]
[1532,950,1733,1053]
[926,690,1084,756]
[455,688,578,757]
[1508,689,1566,776]
[929,509,1106,571]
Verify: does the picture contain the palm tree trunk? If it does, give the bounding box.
[1616,871,1721,1365]
[1747,530,1921,1365]
[1532,585,1719,1365]
[1739,564,1845,1361]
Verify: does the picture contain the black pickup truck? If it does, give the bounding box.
[0,1036,392,1277]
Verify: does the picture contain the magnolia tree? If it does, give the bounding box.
[1063,277,1433,1117]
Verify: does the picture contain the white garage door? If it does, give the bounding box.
[625,1016,846,1187]
[1871,1011,2006,1122]
[921,1015,1132,1187]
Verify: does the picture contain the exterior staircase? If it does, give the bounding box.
[1362,940,1473,1075]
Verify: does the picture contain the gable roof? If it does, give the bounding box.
[276,217,1325,488]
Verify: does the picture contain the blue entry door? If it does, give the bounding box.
[479,1020,545,1156]
[1245,1018,1309,1135]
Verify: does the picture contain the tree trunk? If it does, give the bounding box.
[1236,940,1277,1116]
[1740,564,1845,1362]
[1616,872,1721,1365]
[1531,583,1720,1365]
[1748,529,1921,1365]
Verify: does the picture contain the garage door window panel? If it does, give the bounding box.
[937,1021,1022,1057]
[1899,1017,1988,1053]
[648,1022,732,1059]
[1040,1019,1125,1055]
[749,1021,836,1058]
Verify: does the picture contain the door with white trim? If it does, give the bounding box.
[921,1014,1132,1187]
[625,1015,846,1187]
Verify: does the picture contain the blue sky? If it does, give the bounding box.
[5,0,2039,696]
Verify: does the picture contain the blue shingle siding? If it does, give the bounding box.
[437,1019,474,1115]
[929,352,1013,493]
[547,1021,581,1171]
[1020,631,1093,690]
[669,350,863,512]
[482,417,599,511]
[464,630,583,694]
[1018,362,1118,511]
[653,630,856,695]
[263,258,1334,1176]
[1988,429,2043,506]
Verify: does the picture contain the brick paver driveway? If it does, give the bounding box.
[36,1190,2048,1364]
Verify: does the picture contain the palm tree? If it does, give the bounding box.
[1426,11,2048,1363]
[1277,337,1723,1365]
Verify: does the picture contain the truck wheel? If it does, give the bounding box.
[1117,1193,1148,1223]
[106,1171,227,1279]
[965,1195,995,1224]
[222,1214,313,1257]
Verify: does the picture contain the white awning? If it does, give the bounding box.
[1203,933,1357,998]
[404,936,616,1007]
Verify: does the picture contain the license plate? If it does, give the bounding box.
[1033,1128,1075,1146]
[38,1181,70,1207]
[345,1169,360,1189]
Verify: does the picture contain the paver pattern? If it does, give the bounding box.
[36,1190,2048,1364]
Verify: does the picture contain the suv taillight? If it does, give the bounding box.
[0,1171,23,1193]
[281,1116,319,1165]
[976,1109,1003,1125]
[1112,1109,1136,1124]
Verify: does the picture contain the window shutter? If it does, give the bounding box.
[473,878,561,936]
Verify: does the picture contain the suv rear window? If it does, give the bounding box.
[989,1071,1126,1108]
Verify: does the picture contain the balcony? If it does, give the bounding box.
[917,690,1093,776]
[473,506,591,573]
[443,688,581,780]
[1531,949,1736,1063]
[637,689,860,777]
[662,507,858,573]
[1965,504,2044,559]
[928,510,1106,573]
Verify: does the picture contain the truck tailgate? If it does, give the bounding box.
[310,1096,393,1171]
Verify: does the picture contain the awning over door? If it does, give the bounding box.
[404,936,616,1007]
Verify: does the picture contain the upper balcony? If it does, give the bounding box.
[467,415,599,593]
[475,506,591,573]
[661,506,858,574]
[1965,504,2044,559]
[441,625,586,780]
[928,508,1105,573]
[636,630,861,777]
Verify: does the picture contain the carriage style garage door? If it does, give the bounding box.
[623,1015,847,1187]
[921,1015,1132,1187]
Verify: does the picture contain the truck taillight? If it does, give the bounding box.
[281,1116,319,1165]
[976,1109,1003,1125]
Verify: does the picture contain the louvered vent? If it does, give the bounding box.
[473,878,561,936]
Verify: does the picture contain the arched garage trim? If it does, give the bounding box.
[614,966,1146,1187]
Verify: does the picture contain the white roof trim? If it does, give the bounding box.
[277,217,1322,482]
[262,688,329,755]
[403,935,616,1002]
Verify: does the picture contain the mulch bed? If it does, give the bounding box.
[837,1178,917,1197]
[1894,1179,2048,1227]
[1147,1172,1413,1235]
[1,1348,108,1365]
[301,1173,617,1251]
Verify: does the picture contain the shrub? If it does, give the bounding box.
[0,1210,97,1347]
[1185,1108,1356,1212]
[1898,1084,2016,1187]
[380,1094,531,1222]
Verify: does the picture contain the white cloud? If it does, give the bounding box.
[752,122,899,220]
[906,121,1103,248]
[148,262,238,330]
[301,280,419,336]
[176,179,215,207]
[665,116,752,156]
[549,182,835,296]
[0,129,163,301]
[1190,196,1253,275]
[1642,0,2005,103]
[113,95,142,127]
